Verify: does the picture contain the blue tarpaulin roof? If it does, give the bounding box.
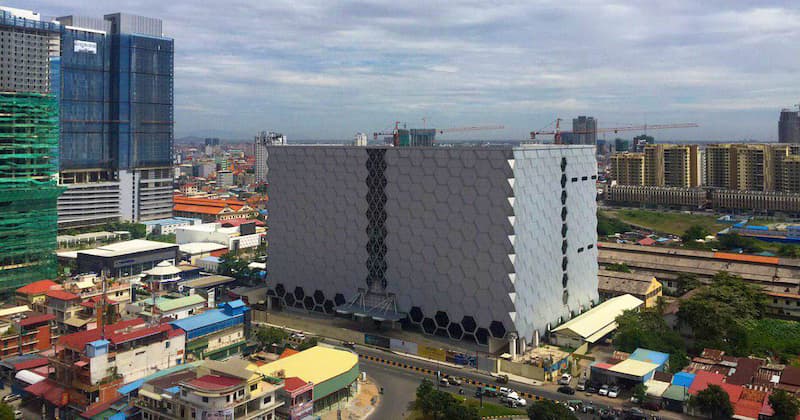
[672,372,696,388]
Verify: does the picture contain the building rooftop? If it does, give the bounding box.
[144,260,182,277]
[45,290,80,301]
[283,376,310,393]
[179,242,228,255]
[180,275,236,289]
[58,318,181,351]
[78,239,177,258]
[142,217,198,226]
[169,300,247,334]
[608,359,660,377]
[186,374,242,391]
[16,279,59,295]
[629,348,670,367]
[154,295,206,312]
[258,346,358,387]
[598,270,658,296]
[551,294,643,340]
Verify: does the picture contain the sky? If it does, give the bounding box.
[22,0,800,141]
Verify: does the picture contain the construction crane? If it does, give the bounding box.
[530,118,699,144]
[373,122,504,146]
[373,121,405,141]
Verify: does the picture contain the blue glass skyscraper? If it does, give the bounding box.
[54,12,173,227]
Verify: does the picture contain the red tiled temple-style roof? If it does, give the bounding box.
[17,280,59,295]
[186,374,242,391]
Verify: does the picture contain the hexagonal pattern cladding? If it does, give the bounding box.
[264,145,598,346]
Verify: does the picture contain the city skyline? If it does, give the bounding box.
[22,0,800,142]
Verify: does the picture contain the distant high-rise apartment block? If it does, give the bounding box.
[614,138,630,153]
[631,134,654,153]
[31,9,175,227]
[779,108,800,144]
[254,131,287,183]
[0,8,63,291]
[573,116,597,145]
[704,144,794,192]
[643,144,701,188]
[610,153,645,186]
[353,132,368,146]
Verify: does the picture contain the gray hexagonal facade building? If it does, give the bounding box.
[264,145,598,346]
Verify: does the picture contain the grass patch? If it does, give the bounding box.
[746,318,800,363]
[604,209,726,236]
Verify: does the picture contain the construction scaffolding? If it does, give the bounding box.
[0,92,63,292]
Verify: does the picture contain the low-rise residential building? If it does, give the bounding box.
[15,279,60,311]
[29,318,186,418]
[132,294,208,322]
[277,376,314,420]
[45,289,83,334]
[170,299,250,361]
[598,270,662,308]
[0,310,57,358]
[137,359,283,420]
[179,242,228,265]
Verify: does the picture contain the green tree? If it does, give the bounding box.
[778,244,800,258]
[614,309,689,372]
[718,233,762,253]
[769,389,800,420]
[632,383,648,404]
[597,212,630,236]
[0,403,13,420]
[527,399,578,420]
[218,252,251,280]
[682,225,709,243]
[105,221,147,239]
[689,384,733,420]
[676,273,700,296]
[416,379,435,415]
[678,271,767,354]
[297,337,318,351]
[605,262,631,273]
[255,326,288,350]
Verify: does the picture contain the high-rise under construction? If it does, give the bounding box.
[0,8,63,292]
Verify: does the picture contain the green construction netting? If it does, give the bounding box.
[0,92,63,292]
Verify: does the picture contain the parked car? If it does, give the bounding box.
[14,410,22,420]
[439,378,449,387]
[558,386,576,395]
[506,393,527,407]
[2,394,21,403]
[342,341,356,349]
[558,373,573,385]
[585,384,599,394]
[598,384,610,396]
[447,376,462,386]
[608,385,620,398]
[481,386,498,397]
[576,377,587,391]
[291,332,305,340]
[496,374,509,384]
[498,387,514,398]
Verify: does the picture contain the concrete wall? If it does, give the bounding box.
[499,359,545,381]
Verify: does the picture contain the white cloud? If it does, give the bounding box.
[22,0,800,141]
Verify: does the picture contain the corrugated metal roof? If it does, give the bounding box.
[608,359,659,377]
[156,295,206,312]
[169,308,236,332]
[551,294,643,339]
[258,346,358,389]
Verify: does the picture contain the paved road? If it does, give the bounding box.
[352,343,686,419]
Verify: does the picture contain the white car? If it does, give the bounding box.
[598,384,609,396]
[291,332,306,340]
[608,386,620,398]
[14,410,22,420]
[2,394,21,403]
[558,373,573,385]
[498,387,513,398]
[506,393,527,407]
